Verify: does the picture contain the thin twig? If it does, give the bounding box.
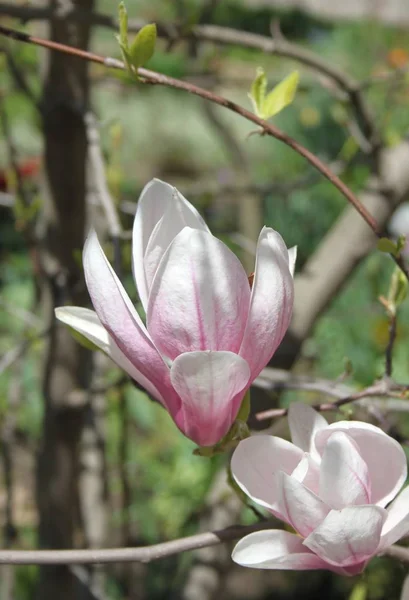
[1,24,406,280]
[254,379,409,421]
[0,4,377,148]
[385,313,397,377]
[85,112,122,273]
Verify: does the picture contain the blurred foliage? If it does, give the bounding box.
[1,0,409,598]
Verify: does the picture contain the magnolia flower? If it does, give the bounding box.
[231,402,409,575]
[55,179,295,447]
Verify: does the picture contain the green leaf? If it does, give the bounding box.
[129,24,157,69]
[262,71,299,119]
[390,267,408,307]
[118,1,129,50]
[236,390,251,423]
[377,237,398,256]
[248,67,267,117]
[349,581,367,600]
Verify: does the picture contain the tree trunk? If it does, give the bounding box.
[36,2,95,599]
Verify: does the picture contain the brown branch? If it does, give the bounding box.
[0,522,273,565]
[385,313,397,378]
[1,23,405,280]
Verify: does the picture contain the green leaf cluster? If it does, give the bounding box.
[116,2,156,74]
[248,67,299,120]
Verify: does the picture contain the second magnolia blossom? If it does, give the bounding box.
[56,179,295,446]
[231,403,409,574]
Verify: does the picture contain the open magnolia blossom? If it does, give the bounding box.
[231,402,409,575]
[55,179,295,447]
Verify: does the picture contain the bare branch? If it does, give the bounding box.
[0,522,274,565]
[2,24,406,280]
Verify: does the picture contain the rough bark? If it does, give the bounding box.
[36,2,94,599]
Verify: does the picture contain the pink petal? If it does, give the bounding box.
[170,351,250,446]
[277,472,330,537]
[319,432,371,509]
[232,530,331,571]
[303,506,387,567]
[288,402,327,458]
[315,421,407,507]
[147,228,250,360]
[239,227,294,380]
[83,230,177,412]
[380,485,409,549]
[230,435,304,517]
[143,186,209,297]
[55,306,163,402]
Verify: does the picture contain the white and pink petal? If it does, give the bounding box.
[232,530,331,571]
[303,506,387,567]
[231,435,304,517]
[319,432,371,509]
[239,227,294,381]
[315,421,407,507]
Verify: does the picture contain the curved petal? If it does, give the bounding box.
[143,188,209,296]
[303,506,387,567]
[239,227,294,380]
[83,230,177,413]
[231,435,303,517]
[319,432,371,509]
[315,421,407,507]
[132,179,209,310]
[132,179,174,309]
[277,472,330,537]
[288,402,327,458]
[148,228,250,360]
[291,454,321,495]
[288,246,297,277]
[170,351,250,447]
[232,530,331,571]
[380,485,409,549]
[55,306,163,402]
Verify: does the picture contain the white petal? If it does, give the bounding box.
[277,472,330,537]
[170,351,250,447]
[304,506,387,567]
[288,402,327,458]
[288,246,297,277]
[319,432,371,509]
[147,228,250,359]
[380,485,409,549]
[231,435,303,517]
[239,227,294,380]
[143,188,209,295]
[132,179,209,310]
[55,306,163,402]
[315,421,407,507]
[232,530,330,571]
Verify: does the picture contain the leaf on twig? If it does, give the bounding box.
[248,68,299,120]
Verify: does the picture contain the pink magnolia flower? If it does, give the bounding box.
[55,179,295,446]
[231,402,409,575]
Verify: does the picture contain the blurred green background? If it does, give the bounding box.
[1,1,409,598]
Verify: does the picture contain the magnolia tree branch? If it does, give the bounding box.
[255,378,409,421]
[0,522,274,565]
[0,3,376,148]
[1,24,407,280]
